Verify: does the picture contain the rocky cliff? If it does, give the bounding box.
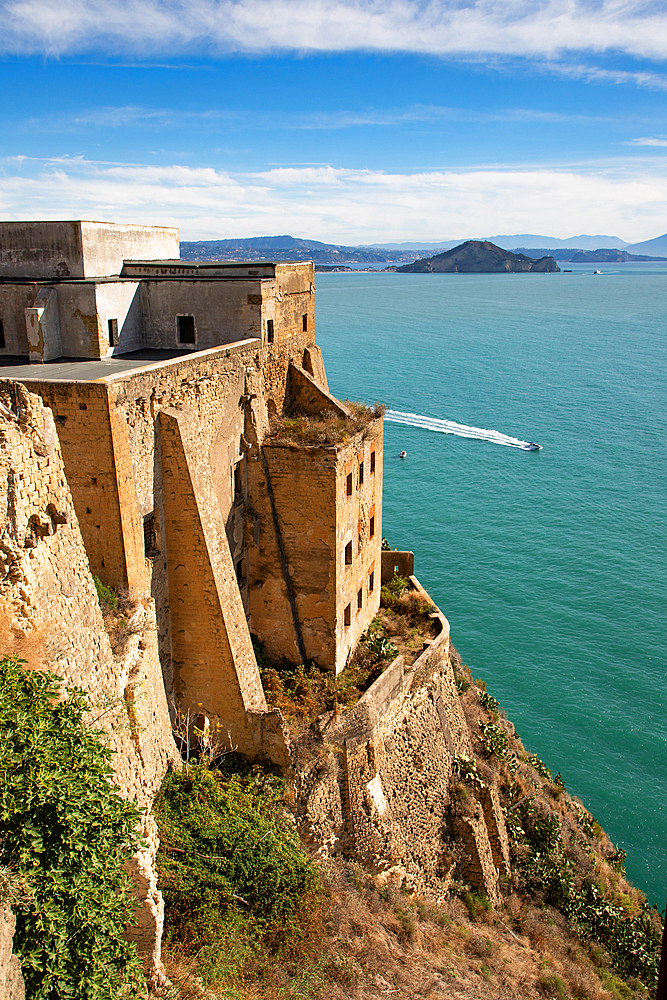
[397,241,560,273]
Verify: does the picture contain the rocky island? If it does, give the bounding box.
[397,239,560,273]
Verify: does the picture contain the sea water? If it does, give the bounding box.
[314,263,667,907]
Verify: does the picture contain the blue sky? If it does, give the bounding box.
[1,0,667,242]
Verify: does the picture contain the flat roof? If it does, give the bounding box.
[0,341,260,384]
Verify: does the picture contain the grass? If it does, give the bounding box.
[265,401,384,448]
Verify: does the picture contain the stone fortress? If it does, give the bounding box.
[0,221,508,988]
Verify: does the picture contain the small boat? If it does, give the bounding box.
[522,442,541,451]
[400,450,407,458]
[593,270,601,274]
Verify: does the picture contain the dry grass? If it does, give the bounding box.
[376,593,440,666]
[157,859,640,1000]
[265,401,384,448]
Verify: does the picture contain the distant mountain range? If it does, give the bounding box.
[179,236,413,265]
[365,234,631,251]
[180,233,667,266]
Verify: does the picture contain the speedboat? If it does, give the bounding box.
[522,442,541,451]
[593,270,601,274]
[400,450,407,458]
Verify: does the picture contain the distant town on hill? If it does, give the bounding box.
[180,232,667,267]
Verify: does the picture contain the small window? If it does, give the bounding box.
[358,531,362,554]
[369,570,375,592]
[357,588,363,611]
[108,318,118,346]
[302,314,308,332]
[177,315,196,344]
[345,541,353,565]
[267,319,274,344]
[346,472,353,497]
[358,461,364,486]
[235,558,245,584]
[0,319,5,350]
[143,513,158,556]
[370,515,375,538]
[344,603,351,627]
[370,450,376,474]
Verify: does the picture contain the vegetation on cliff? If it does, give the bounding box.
[155,611,662,1000]
[0,655,143,1000]
[153,762,321,997]
[265,401,384,448]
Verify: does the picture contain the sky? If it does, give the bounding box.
[1,0,667,243]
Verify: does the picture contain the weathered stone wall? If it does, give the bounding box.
[335,420,383,673]
[247,441,338,667]
[381,549,414,583]
[79,222,179,279]
[94,280,144,356]
[0,284,35,356]
[0,221,85,279]
[261,263,315,345]
[0,221,178,280]
[141,278,265,350]
[0,381,180,977]
[294,581,506,902]
[158,406,267,757]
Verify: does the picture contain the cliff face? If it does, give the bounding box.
[397,240,560,273]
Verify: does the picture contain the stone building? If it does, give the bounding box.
[0,220,383,754]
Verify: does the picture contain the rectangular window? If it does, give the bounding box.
[370,515,375,538]
[143,513,158,556]
[346,472,353,497]
[370,449,376,474]
[267,319,274,343]
[358,531,362,554]
[108,318,118,346]
[345,541,352,565]
[0,319,6,349]
[302,314,308,332]
[357,588,363,611]
[369,570,375,593]
[344,603,351,626]
[358,461,364,486]
[235,558,244,583]
[177,315,196,344]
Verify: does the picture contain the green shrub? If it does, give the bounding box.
[479,690,499,713]
[462,891,492,919]
[360,628,398,664]
[155,764,320,984]
[380,573,409,607]
[478,720,510,759]
[0,655,143,1000]
[527,753,553,781]
[93,575,118,614]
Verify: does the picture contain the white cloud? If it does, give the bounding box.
[545,61,667,92]
[2,0,667,62]
[627,135,667,146]
[2,155,667,242]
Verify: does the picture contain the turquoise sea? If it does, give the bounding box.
[314,264,667,908]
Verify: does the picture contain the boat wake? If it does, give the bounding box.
[385,409,534,449]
